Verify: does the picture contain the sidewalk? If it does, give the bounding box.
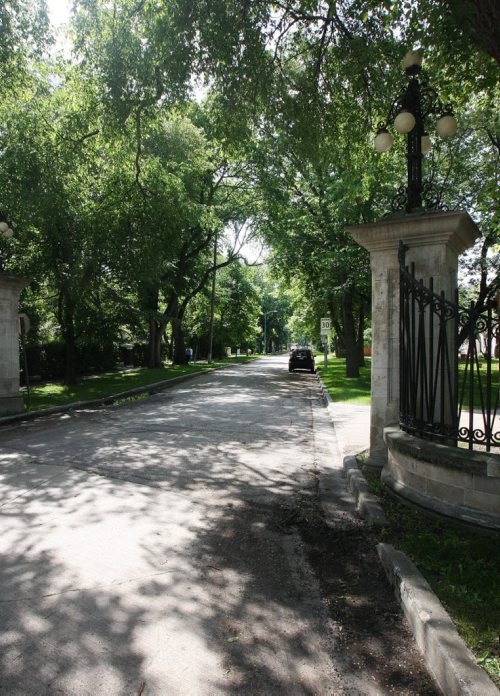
[315,372,370,461]
[325,401,370,460]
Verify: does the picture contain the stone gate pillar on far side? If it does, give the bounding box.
[0,273,29,415]
[346,210,479,468]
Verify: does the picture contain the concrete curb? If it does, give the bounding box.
[0,366,226,427]
[378,543,499,696]
[346,466,389,527]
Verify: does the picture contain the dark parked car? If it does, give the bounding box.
[289,348,315,373]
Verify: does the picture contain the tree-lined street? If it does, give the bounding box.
[1,2,499,691]
[0,357,438,695]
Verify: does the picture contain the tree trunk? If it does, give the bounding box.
[332,332,346,358]
[331,309,346,358]
[357,300,365,368]
[146,321,165,368]
[342,289,359,378]
[163,325,173,362]
[145,289,163,368]
[61,297,78,385]
[172,315,187,364]
[154,323,164,367]
[147,320,160,368]
[207,230,217,363]
[64,324,78,385]
[167,329,174,361]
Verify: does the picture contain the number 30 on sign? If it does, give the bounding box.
[320,318,331,333]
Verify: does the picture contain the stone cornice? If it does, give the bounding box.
[0,273,30,292]
[347,210,480,256]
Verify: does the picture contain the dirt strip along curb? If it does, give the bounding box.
[316,372,387,527]
[378,543,499,696]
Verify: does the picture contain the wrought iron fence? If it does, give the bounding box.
[399,243,500,451]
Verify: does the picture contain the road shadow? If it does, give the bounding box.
[0,360,439,694]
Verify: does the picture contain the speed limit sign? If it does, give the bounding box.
[320,318,331,333]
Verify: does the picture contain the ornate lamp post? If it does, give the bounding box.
[374,50,458,213]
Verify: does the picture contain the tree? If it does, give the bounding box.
[72,2,267,366]
[247,71,377,375]
[2,0,497,387]
[0,64,122,382]
[399,1,500,71]
[0,0,50,97]
[185,261,262,357]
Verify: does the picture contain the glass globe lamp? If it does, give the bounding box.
[436,113,458,138]
[401,50,423,71]
[394,110,416,134]
[374,129,393,153]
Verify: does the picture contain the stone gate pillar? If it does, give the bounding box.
[0,273,29,414]
[346,211,479,467]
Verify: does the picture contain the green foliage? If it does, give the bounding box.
[0,0,50,95]
[73,0,194,119]
[0,0,498,382]
[317,357,372,404]
[0,64,135,380]
[23,341,121,381]
[1,10,499,681]
[0,48,260,374]
[215,263,261,347]
[397,0,499,89]
[183,262,290,356]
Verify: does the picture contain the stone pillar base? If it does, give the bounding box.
[363,456,386,470]
[0,272,29,415]
[0,394,24,415]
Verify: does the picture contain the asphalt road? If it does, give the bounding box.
[0,355,438,695]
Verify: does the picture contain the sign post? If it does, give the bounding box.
[320,318,331,371]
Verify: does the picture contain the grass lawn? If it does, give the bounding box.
[316,355,371,404]
[21,355,258,412]
[458,360,500,412]
[314,355,500,411]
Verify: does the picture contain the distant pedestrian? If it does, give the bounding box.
[185,347,193,362]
